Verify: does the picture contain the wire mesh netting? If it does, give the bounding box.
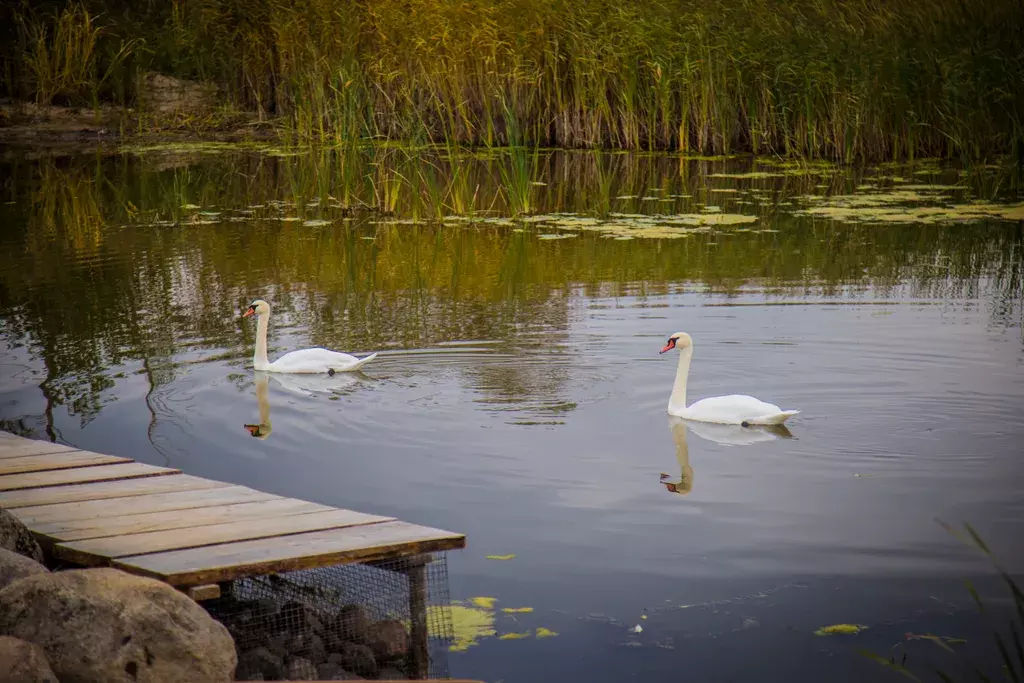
[203,553,454,681]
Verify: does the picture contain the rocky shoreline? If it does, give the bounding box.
[0,507,416,682]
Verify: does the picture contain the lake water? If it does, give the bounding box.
[1,147,1023,682]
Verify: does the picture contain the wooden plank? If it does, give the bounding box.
[183,584,221,601]
[114,521,467,585]
[0,436,80,459]
[0,451,132,475]
[32,497,328,541]
[0,462,178,492]
[10,485,268,525]
[0,474,226,509]
[56,508,396,565]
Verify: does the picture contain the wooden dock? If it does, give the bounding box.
[0,429,466,678]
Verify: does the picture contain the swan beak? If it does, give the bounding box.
[242,307,255,318]
[659,339,676,354]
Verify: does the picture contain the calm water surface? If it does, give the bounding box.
[1,148,1023,682]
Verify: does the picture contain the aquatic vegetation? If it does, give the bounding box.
[535,627,558,638]
[3,0,1021,160]
[498,631,532,640]
[501,607,534,613]
[523,212,758,240]
[469,596,498,609]
[486,554,517,561]
[447,604,497,652]
[815,623,868,636]
[864,524,1024,682]
[795,189,1024,224]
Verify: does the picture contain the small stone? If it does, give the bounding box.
[0,636,59,682]
[366,620,409,661]
[286,632,325,663]
[285,656,318,680]
[0,547,49,592]
[236,647,283,681]
[331,604,370,645]
[337,642,378,679]
[318,662,365,680]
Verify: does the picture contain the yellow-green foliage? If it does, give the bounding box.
[2,0,1022,160]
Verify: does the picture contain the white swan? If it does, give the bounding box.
[242,299,378,373]
[660,332,799,425]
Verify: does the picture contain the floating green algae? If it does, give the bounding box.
[499,631,532,640]
[814,623,868,636]
[448,604,496,652]
[795,188,1024,224]
[470,596,498,609]
[536,627,559,638]
[486,554,517,560]
[521,212,759,239]
[501,607,534,613]
[708,171,785,179]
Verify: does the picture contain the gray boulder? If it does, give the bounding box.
[0,547,49,591]
[0,636,58,682]
[0,507,44,563]
[0,567,237,682]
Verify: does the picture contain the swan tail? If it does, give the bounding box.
[336,352,378,372]
[755,410,800,425]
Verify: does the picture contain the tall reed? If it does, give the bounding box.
[2,0,1022,161]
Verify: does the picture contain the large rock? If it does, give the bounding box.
[0,507,45,563]
[0,568,237,683]
[0,636,58,683]
[0,547,49,591]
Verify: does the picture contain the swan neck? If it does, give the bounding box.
[254,312,270,370]
[669,345,693,412]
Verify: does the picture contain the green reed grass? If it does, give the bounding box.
[3,0,1022,161]
[864,522,1024,683]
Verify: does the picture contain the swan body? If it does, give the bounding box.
[243,299,377,374]
[660,332,799,425]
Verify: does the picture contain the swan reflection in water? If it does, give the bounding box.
[243,371,366,440]
[661,417,793,495]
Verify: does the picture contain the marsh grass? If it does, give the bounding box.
[11,2,138,106]
[2,0,1022,161]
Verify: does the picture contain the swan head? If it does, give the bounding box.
[660,331,692,354]
[242,299,270,319]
